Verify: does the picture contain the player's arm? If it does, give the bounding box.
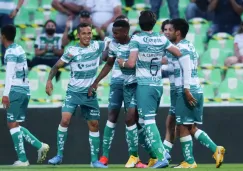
[2,55,17,109]
[46,47,73,96]
[88,42,115,97]
[166,44,182,57]
[121,50,138,68]
[117,35,138,68]
[178,54,197,106]
[46,59,66,96]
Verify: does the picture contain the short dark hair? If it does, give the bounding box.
[1,24,16,41]
[170,18,189,38]
[115,15,128,21]
[77,23,92,33]
[161,19,170,32]
[44,19,56,28]
[113,20,130,29]
[139,10,157,31]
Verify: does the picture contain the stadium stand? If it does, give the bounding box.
[0,0,242,106]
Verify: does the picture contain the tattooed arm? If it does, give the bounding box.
[46,59,66,96]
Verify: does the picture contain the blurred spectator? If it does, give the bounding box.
[208,0,243,38]
[86,0,122,36]
[62,10,105,48]
[125,0,134,7]
[51,0,86,33]
[225,22,243,67]
[0,0,24,65]
[150,0,179,19]
[185,0,214,21]
[31,20,63,70]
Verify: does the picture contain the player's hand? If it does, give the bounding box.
[46,80,53,96]
[117,58,125,68]
[9,9,18,18]
[2,96,10,109]
[88,83,98,97]
[184,88,197,107]
[161,57,168,65]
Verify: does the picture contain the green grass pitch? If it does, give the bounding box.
[0,164,243,171]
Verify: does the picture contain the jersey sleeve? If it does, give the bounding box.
[161,35,173,49]
[108,41,116,58]
[98,41,106,52]
[4,49,18,63]
[60,46,76,63]
[3,49,17,96]
[129,35,139,51]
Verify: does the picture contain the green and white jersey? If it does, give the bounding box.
[61,41,106,93]
[34,33,63,59]
[109,40,136,85]
[173,39,202,93]
[0,0,15,14]
[165,51,176,90]
[129,32,172,86]
[3,43,29,96]
[104,36,124,85]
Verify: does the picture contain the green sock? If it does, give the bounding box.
[10,127,28,162]
[180,135,195,164]
[163,140,173,153]
[89,131,100,162]
[102,121,116,158]
[138,123,156,159]
[126,124,138,157]
[145,122,165,160]
[20,126,42,150]
[194,129,217,153]
[57,125,68,157]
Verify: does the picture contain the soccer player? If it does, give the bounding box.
[160,19,178,155]
[88,20,151,168]
[46,23,107,168]
[1,24,49,166]
[166,18,225,168]
[117,10,181,168]
[87,15,129,166]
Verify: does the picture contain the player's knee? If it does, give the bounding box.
[60,118,71,127]
[189,125,198,135]
[108,110,119,123]
[125,115,136,127]
[7,122,19,129]
[88,120,99,132]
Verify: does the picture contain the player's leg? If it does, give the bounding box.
[48,91,77,165]
[137,85,168,168]
[190,93,225,168]
[100,84,123,165]
[82,94,107,168]
[17,94,49,163]
[7,91,29,166]
[173,93,197,168]
[123,84,139,167]
[163,89,177,154]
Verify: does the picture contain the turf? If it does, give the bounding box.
[0,164,242,171]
